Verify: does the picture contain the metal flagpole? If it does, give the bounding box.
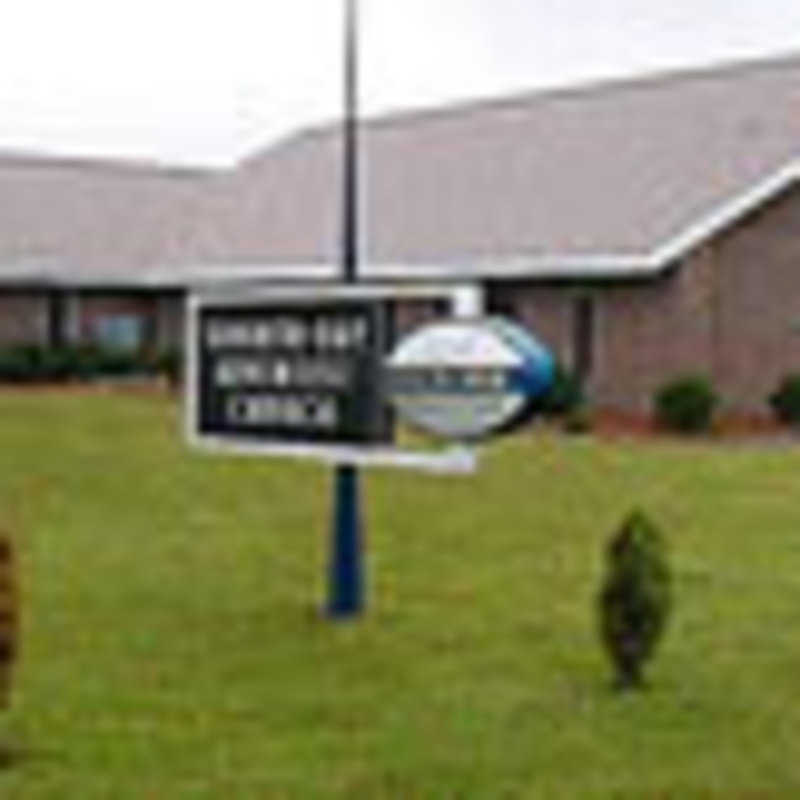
[328,0,364,617]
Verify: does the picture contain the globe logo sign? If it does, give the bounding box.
[385,318,555,440]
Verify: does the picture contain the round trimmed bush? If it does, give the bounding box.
[769,375,800,425]
[654,375,717,433]
[38,347,78,382]
[71,346,103,381]
[0,347,37,383]
[94,349,141,377]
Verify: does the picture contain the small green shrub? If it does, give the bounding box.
[0,347,37,382]
[532,363,585,418]
[0,344,156,383]
[71,346,104,381]
[152,348,183,387]
[93,349,141,377]
[38,347,78,382]
[769,374,800,425]
[598,509,672,690]
[654,375,717,433]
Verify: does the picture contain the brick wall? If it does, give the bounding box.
[486,184,800,415]
[486,251,718,413]
[597,249,716,412]
[710,186,800,413]
[0,293,49,345]
[155,293,185,350]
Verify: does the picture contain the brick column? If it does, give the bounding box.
[46,290,66,348]
[64,291,82,345]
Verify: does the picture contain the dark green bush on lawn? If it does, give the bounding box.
[92,349,141,377]
[598,509,672,690]
[71,346,104,381]
[151,348,183,387]
[654,375,717,433]
[530,363,585,418]
[0,344,183,383]
[769,374,800,425]
[0,347,36,382]
[38,347,79,382]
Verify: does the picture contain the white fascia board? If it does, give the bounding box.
[0,263,339,289]
[0,258,64,284]
[150,263,338,287]
[360,255,658,280]
[650,159,800,267]
[159,256,659,286]
[55,275,178,289]
[189,281,475,308]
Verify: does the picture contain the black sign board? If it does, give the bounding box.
[196,301,393,445]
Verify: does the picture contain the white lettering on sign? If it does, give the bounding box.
[196,299,390,446]
[214,357,352,390]
[226,394,340,430]
[205,315,370,352]
[389,367,507,394]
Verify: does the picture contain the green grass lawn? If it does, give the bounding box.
[0,391,799,796]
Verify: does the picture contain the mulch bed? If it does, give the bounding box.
[591,409,792,442]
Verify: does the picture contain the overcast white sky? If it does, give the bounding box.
[1,0,799,166]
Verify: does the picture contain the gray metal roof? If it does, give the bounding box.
[4,51,800,284]
[0,152,217,283]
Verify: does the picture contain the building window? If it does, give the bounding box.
[572,296,595,380]
[93,315,145,351]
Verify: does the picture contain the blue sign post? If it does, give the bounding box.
[328,464,363,616]
[328,0,365,618]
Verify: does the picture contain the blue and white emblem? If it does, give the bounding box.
[385,318,554,440]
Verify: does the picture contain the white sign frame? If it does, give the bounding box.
[185,283,481,473]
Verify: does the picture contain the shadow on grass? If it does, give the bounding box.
[0,740,64,771]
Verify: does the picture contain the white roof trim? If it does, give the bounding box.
[650,159,800,267]
[151,255,658,285]
[189,281,478,306]
[359,255,657,280]
[148,263,338,286]
[0,257,65,283]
